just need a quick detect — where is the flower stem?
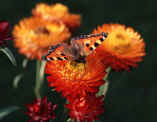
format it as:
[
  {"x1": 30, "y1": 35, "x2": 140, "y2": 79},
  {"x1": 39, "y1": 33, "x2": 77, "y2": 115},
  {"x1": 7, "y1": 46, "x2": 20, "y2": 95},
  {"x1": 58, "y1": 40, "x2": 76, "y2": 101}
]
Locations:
[
  {"x1": 34, "y1": 60, "x2": 46, "y2": 99},
  {"x1": 104, "y1": 67, "x2": 111, "y2": 80},
  {"x1": 98, "y1": 67, "x2": 111, "y2": 96}
]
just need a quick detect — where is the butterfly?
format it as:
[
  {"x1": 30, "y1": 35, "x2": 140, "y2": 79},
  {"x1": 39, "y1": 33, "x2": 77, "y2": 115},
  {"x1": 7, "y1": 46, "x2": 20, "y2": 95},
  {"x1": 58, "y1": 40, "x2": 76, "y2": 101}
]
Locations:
[{"x1": 42, "y1": 32, "x2": 108, "y2": 63}]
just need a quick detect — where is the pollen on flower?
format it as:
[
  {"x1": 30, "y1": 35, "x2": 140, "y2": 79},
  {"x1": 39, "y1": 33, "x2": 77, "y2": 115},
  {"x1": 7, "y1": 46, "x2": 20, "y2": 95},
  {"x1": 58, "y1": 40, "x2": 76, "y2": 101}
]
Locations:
[
  {"x1": 93, "y1": 24, "x2": 146, "y2": 71},
  {"x1": 32, "y1": 3, "x2": 81, "y2": 32},
  {"x1": 25, "y1": 96, "x2": 57, "y2": 122},
  {"x1": 12, "y1": 17, "x2": 71, "y2": 60},
  {"x1": 45, "y1": 56, "x2": 107, "y2": 99}
]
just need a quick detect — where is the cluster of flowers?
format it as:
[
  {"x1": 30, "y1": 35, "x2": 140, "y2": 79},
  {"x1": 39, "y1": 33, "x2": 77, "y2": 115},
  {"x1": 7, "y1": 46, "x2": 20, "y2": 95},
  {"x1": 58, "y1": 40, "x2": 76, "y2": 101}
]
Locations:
[
  {"x1": 12, "y1": 3, "x2": 145, "y2": 122},
  {"x1": 45, "y1": 23, "x2": 145, "y2": 122},
  {"x1": 13, "y1": 3, "x2": 81, "y2": 60}
]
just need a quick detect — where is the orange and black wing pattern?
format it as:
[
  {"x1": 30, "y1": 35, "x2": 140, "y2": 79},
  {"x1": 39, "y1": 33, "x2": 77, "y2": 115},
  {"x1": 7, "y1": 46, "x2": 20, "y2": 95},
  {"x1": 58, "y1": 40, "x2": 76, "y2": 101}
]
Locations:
[{"x1": 42, "y1": 44, "x2": 70, "y2": 61}]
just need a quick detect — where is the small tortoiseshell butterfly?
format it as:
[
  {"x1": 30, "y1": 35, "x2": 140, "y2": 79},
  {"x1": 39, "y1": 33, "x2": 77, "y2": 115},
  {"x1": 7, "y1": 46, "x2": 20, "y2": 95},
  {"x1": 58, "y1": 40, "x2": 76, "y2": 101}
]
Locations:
[{"x1": 42, "y1": 32, "x2": 108, "y2": 63}]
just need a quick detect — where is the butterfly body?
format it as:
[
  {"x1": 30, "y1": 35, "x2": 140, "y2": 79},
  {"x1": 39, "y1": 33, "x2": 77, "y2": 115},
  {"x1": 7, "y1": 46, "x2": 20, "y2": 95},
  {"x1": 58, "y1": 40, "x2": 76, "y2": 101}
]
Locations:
[{"x1": 43, "y1": 32, "x2": 108, "y2": 63}]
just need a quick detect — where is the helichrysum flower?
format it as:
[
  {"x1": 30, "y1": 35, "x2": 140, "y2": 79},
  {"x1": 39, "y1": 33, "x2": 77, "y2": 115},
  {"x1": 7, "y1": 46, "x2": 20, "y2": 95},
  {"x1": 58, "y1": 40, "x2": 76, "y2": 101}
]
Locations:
[
  {"x1": 93, "y1": 24, "x2": 146, "y2": 71},
  {"x1": 0, "y1": 21, "x2": 12, "y2": 46},
  {"x1": 13, "y1": 17, "x2": 71, "y2": 60},
  {"x1": 25, "y1": 96, "x2": 57, "y2": 122},
  {"x1": 45, "y1": 55, "x2": 107, "y2": 100},
  {"x1": 32, "y1": 3, "x2": 81, "y2": 32},
  {"x1": 66, "y1": 94, "x2": 104, "y2": 122}
]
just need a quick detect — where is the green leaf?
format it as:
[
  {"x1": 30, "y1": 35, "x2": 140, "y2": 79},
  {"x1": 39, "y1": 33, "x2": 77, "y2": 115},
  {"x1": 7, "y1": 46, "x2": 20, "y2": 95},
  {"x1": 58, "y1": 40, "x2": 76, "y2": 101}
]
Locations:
[
  {"x1": 0, "y1": 47, "x2": 17, "y2": 66},
  {"x1": 0, "y1": 106, "x2": 19, "y2": 120},
  {"x1": 13, "y1": 73, "x2": 23, "y2": 88}
]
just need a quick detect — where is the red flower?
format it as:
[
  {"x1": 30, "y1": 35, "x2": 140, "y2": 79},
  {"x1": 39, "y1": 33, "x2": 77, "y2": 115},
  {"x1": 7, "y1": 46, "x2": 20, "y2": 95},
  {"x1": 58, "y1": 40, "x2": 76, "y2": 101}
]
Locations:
[
  {"x1": 25, "y1": 96, "x2": 57, "y2": 122},
  {"x1": 45, "y1": 57, "x2": 107, "y2": 99},
  {"x1": 66, "y1": 94, "x2": 104, "y2": 122},
  {"x1": 0, "y1": 21, "x2": 12, "y2": 46}
]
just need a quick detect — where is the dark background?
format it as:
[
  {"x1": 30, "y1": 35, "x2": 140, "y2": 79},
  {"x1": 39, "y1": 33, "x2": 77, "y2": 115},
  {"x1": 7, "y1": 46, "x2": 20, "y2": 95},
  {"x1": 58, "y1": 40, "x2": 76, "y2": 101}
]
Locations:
[{"x1": 0, "y1": 0, "x2": 155, "y2": 122}]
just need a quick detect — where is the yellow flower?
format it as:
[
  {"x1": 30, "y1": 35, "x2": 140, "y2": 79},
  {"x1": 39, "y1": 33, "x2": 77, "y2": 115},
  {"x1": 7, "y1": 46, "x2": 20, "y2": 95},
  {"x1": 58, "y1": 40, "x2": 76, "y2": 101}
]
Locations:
[
  {"x1": 13, "y1": 17, "x2": 71, "y2": 60},
  {"x1": 32, "y1": 3, "x2": 81, "y2": 32},
  {"x1": 93, "y1": 24, "x2": 146, "y2": 71}
]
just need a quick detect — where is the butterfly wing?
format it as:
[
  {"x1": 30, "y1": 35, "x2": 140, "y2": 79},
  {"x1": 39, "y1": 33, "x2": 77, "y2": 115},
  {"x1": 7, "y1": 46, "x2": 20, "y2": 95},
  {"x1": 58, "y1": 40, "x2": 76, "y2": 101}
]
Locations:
[
  {"x1": 43, "y1": 44, "x2": 70, "y2": 61},
  {"x1": 70, "y1": 32, "x2": 108, "y2": 57},
  {"x1": 43, "y1": 32, "x2": 108, "y2": 62}
]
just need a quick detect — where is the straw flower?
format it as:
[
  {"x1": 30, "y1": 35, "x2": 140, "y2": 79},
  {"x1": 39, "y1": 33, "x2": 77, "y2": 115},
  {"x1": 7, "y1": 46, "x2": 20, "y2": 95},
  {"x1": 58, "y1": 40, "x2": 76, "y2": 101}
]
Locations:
[
  {"x1": 0, "y1": 21, "x2": 12, "y2": 46},
  {"x1": 45, "y1": 54, "x2": 107, "y2": 99},
  {"x1": 13, "y1": 17, "x2": 71, "y2": 60},
  {"x1": 32, "y1": 3, "x2": 81, "y2": 31},
  {"x1": 93, "y1": 24, "x2": 146, "y2": 71},
  {"x1": 25, "y1": 96, "x2": 57, "y2": 122},
  {"x1": 66, "y1": 94, "x2": 104, "y2": 122}
]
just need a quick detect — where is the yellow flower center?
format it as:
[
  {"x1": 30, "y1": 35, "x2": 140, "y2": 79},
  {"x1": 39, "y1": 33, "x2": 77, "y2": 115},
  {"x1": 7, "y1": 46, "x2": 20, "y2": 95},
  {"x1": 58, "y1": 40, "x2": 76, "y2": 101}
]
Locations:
[
  {"x1": 46, "y1": 24, "x2": 64, "y2": 33},
  {"x1": 34, "y1": 27, "x2": 50, "y2": 35},
  {"x1": 59, "y1": 61, "x2": 86, "y2": 81},
  {"x1": 107, "y1": 30, "x2": 131, "y2": 54}
]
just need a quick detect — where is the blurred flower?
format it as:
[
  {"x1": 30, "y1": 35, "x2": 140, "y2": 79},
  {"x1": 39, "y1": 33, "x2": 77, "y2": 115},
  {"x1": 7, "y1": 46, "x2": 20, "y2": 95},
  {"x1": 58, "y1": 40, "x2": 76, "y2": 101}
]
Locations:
[
  {"x1": 45, "y1": 55, "x2": 107, "y2": 99},
  {"x1": 12, "y1": 17, "x2": 71, "y2": 60},
  {"x1": 32, "y1": 3, "x2": 81, "y2": 32},
  {"x1": 25, "y1": 96, "x2": 57, "y2": 122},
  {"x1": 0, "y1": 21, "x2": 12, "y2": 46},
  {"x1": 66, "y1": 94, "x2": 104, "y2": 122},
  {"x1": 93, "y1": 24, "x2": 146, "y2": 71}
]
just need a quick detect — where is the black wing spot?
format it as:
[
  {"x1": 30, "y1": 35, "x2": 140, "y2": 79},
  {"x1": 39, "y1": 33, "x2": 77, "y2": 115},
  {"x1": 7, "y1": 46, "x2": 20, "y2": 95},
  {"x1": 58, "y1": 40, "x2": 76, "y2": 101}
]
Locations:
[
  {"x1": 49, "y1": 57, "x2": 54, "y2": 60},
  {"x1": 64, "y1": 57, "x2": 68, "y2": 60},
  {"x1": 86, "y1": 43, "x2": 90, "y2": 47},
  {"x1": 94, "y1": 42, "x2": 99, "y2": 47},
  {"x1": 100, "y1": 37, "x2": 104, "y2": 42},
  {"x1": 102, "y1": 32, "x2": 108, "y2": 38},
  {"x1": 57, "y1": 57, "x2": 63, "y2": 60},
  {"x1": 90, "y1": 47, "x2": 94, "y2": 51}
]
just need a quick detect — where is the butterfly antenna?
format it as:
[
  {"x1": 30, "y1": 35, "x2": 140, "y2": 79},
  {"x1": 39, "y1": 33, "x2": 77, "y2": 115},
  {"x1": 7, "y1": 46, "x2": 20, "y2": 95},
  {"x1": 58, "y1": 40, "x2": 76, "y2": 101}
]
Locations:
[{"x1": 72, "y1": 32, "x2": 108, "y2": 40}]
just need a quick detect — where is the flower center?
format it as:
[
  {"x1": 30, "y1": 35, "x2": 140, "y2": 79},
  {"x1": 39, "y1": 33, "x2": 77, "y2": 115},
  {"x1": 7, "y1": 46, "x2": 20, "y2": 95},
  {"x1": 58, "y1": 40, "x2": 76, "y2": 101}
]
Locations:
[
  {"x1": 108, "y1": 31, "x2": 131, "y2": 54},
  {"x1": 46, "y1": 24, "x2": 64, "y2": 33},
  {"x1": 60, "y1": 61, "x2": 86, "y2": 80},
  {"x1": 34, "y1": 27, "x2": 50, "y2": 35}
]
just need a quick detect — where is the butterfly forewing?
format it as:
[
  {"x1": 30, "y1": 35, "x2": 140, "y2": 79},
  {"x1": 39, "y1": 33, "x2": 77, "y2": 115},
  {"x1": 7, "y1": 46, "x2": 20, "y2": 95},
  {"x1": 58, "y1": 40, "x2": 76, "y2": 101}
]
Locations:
[
  {"x1": 45, "y1": 44, "x2": 70, "y2": 61},
  {"x1": 71, "y1": 32, "x2": 108, "y2": 57}
]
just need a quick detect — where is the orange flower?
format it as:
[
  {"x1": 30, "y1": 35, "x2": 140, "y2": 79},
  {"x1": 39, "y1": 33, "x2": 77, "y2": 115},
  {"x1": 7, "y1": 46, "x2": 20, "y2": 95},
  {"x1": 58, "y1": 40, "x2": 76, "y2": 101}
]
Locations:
[
  {"x1": 45, "y1": 55, "x2": 107, "y2": 99},
  {"x1": 93, "y1": 24, "x2": 146, "y2": 71},
  {"x1": 32, "y1": 3, "x2": 81, "y2": 31},
  {"x1": 66, "y1": 94, "x2": 104, "y2": 122},
  {"x1": 12, "y1": 17, "x2": 71, "y2": 60}
]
